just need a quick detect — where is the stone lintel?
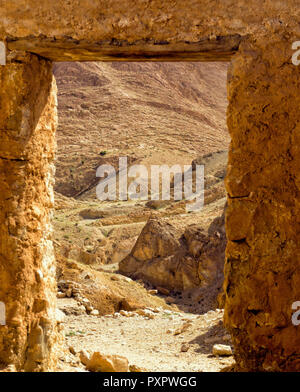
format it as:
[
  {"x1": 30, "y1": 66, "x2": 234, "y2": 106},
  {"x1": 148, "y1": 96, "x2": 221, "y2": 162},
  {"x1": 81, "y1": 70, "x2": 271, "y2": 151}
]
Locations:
[{"x1": 6, "y1": 34, "x2": 243, "y2": 62}]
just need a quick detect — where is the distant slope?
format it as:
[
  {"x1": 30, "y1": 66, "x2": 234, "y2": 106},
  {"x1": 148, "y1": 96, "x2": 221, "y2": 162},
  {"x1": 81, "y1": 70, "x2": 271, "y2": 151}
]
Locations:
[{"x1": 53, "y1": 62, "x2": 229, "y2": 198}]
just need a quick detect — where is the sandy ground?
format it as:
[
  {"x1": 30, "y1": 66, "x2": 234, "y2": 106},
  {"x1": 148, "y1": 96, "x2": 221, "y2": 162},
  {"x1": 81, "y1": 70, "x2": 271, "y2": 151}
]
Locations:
[{"x1": 57, "y1": 297, "x2": 235, "y2": 372}]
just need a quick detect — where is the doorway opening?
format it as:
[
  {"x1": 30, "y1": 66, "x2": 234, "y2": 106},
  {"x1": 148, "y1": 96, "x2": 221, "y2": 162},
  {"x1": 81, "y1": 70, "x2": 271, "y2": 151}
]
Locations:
[{"x1": 52, "y1": 61, "x2": 232, "y2": 372}]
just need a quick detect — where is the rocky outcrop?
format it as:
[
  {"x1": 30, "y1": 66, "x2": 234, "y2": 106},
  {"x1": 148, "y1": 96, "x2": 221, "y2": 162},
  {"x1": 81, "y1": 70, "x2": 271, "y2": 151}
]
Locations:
[
  {"x1": 119, "y1": 152, "x2": 228, "y2": 295},
  {"x1": 119, "y1": 213, "x2": 226, "y2": 294},
  {"x1": 57, "y1": 243, "x2": 105, "y2": 266},
  {"x1": 55, "y1": 256, "x2": 172, "y2": 316}
]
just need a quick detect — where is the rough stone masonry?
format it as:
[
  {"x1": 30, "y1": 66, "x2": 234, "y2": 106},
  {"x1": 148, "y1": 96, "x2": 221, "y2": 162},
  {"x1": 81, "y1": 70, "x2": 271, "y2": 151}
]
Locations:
[{"x1": 0, "y1": 0, "x2": 300, "y2": 371}]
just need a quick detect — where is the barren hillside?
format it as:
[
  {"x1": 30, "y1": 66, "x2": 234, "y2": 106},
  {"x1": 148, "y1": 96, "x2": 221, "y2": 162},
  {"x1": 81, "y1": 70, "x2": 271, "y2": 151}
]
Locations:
[{"x1": 53, "y1": 62, "x2": 229, "y2": 198}]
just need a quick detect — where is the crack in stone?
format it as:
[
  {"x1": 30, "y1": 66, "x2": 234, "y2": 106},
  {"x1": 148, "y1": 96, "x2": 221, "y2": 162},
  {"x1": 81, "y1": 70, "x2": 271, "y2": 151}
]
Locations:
[{"x1": 0, "y1": 156, "x2": 28, "y2": 162}]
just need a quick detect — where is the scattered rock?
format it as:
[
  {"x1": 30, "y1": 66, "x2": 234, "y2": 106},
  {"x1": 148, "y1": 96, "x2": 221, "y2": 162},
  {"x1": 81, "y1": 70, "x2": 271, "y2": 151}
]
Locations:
[
  {"x1": 174, "y1": 322, "x2": 191, "y2": 335},
  {"x1": 129, "y1": 364, "x2": 147, "y2": 372},
  {"x1": 78, "y1": 305, "x2": 87, "y2": 313},
  {"x1": 212, "y1": 344, "x2": 233, "y2": 357},
  {"x1": 79, "y1": 350, "x2": 90, "y2": 366},
  {"x1": 135, "y1": 309, "x2": 155, "y2": 319},
  {"x1": 90, "y1": 309, "x2": 99, "y2": 316},
  {"x1": 146, "y1": 307, "x2": 159, "y2": 313},
  {"x1": 110, "y1": 275, "x2": 120, "y2": 281},
  {"x1": 56, "y1": 309, "x2": 66, "y2": 323},
  {"x1": 120, "y1": 310, "x2": 133, "y2": 317},
  {"x1": 157, "y1": 287, "x2": 170, "y2": 295},
  {"x1": 148, "y1": 289, "x2": 158, "y2": 295},
  {"x1": 66, "y1": 288, "x2": 73, "y2": 298},
  {"x1": 181, "y1": 343, "x2": 190, "y2": 352},
  {"x1": 86, "y1": 352, "x2": 129, "y2": 372},
  {"x1": 69, "y1": 346, "x2": 76, "y2": 355},
  {"x1": 220, "y1": 364, "x2": 236, "y2": 372}
]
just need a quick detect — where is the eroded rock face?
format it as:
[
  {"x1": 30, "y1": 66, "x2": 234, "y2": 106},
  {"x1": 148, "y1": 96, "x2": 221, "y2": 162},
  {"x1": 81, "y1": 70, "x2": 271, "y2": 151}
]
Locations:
[
  {"x1": 224, "y1": 36, "x2": 300, "y2": 371},
  {"x1": 119, "y1": 214, "x2": 226, "y2": 294},
  {"x1": 0, "y1": 53, "x2": 59, "y2": 371}
]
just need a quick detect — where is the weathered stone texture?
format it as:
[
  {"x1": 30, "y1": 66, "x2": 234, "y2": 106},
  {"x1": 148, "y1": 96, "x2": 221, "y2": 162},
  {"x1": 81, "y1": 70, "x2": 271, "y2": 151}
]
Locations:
[
  {"x1": 224, "y1": 35, "x2": 300, "y2": 371},
  {"x1": 0, "y1": 53, "x2": 59, "y2": 371},
  {"x1": 0, "y1": 1, "x2": 300, "y2": 61},
  {"x1": 120, "y1": 213, "x2": 226, "y2": 293},
  {"x1": 1, "y1": 0, "x2": 300, "y2": 41}
]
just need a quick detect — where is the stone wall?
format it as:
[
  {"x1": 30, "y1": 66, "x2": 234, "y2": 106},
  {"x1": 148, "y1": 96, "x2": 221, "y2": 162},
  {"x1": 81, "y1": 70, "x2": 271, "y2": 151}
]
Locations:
[
  {"x1": 0, "y1": 0, "x2": 299, "y2": 372},
  {"x1": 224, "y1": 35, "x2": 300, "y2": 371},
  {"x1": 1, "y1": 0, "x2": 299, "y2": 41},
  {"x1": 0, "y1": 1, "x2": 299, "y2": 61},
  {"x1": 0, "y1": 53, "x2": 59, "y2": 371}
]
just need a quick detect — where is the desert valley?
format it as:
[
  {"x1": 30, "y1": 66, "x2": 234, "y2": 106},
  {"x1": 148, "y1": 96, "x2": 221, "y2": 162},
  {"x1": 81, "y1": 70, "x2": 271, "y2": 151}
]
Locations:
[{"x1": 51, "y1": 61, "x2": 235, "y2": 372}]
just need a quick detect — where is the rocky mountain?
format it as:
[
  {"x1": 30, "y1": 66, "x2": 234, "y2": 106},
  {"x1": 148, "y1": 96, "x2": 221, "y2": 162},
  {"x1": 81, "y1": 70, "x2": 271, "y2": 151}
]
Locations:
[
  {"x1": 53, "y1": 62, "x2": 229, "y2": 198},
  {"x1": 53, "y1": 61, "x2": 229, "y2": 296}
]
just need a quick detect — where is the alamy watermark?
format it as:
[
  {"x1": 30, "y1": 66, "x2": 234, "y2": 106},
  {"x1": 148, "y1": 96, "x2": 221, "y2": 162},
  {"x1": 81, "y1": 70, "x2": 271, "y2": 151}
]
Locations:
[
  {"x1": 292, "y1": 301, "x2": 300, "y2": 326},
  {"x1": 292, "y1": 41, "x2": 300, "y2": 66},
  {"x1": 96, "y1": 157, "x2": 204, "y2": 212},
  {"x1": 0, "y1": 302, "x2": 5, "y2": 326},
  {"x1": 0, "y1": 41, "x2": 6, "y2": 66},
  {"x1": 289, "y1": 41, "x2": 300, "y2": 328}
]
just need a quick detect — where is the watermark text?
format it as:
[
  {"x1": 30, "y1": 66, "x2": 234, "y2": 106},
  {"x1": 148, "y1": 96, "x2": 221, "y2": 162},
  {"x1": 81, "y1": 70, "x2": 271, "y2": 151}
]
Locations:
[{"x1": 96, "y1": 157, "x2": 204, "y2": 212}]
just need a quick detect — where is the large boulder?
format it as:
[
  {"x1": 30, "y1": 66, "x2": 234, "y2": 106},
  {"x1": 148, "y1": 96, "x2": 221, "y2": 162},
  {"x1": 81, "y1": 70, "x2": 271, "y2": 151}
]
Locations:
[
  {"x1": 119, "y1": 212, "x2": 226, "y2": 293},
  {"x1": 86, "y1": 352, "x2": 129, "y2": 372}
]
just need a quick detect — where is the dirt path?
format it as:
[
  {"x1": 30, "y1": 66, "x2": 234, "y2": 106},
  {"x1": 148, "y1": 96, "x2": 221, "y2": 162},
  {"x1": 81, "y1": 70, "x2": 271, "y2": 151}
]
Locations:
[{"x1": 57, "y1": 298, "x2": 235, "y2": 372}]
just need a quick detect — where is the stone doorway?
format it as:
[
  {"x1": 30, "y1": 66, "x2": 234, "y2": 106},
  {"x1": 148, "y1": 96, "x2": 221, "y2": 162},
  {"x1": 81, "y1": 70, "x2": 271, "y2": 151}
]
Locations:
[{"x1": 0, "y1": 1, "x2": 300, "y2": 370}]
